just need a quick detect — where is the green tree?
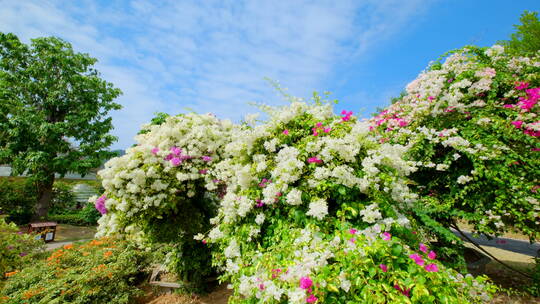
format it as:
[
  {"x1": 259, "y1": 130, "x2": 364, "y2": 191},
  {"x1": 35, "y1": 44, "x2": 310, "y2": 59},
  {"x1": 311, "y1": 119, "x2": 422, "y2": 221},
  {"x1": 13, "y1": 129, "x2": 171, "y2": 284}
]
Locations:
[
  {"x1": 0, "y1": 33, "x2": 122, "y2": 220},
  {"x1": 499, "y1": 10, "x2": 540, "y2": 56}
]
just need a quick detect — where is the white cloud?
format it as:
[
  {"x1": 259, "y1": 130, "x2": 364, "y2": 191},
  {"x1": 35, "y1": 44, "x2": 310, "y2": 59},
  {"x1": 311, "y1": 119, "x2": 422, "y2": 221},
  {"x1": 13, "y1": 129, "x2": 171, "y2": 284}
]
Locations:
[{"x1": 0, "y1": 0, "x2": 430, "y2": 149}]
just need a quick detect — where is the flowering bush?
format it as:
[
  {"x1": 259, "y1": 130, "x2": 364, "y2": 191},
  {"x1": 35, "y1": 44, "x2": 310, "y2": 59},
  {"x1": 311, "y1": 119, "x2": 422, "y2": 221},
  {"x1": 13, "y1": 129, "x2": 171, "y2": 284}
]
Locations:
[
  {"x1": 0, "y1": 217, "x2": 44, "y2": 278},
  {"x1": 91, "y1": 113, "x2": 235, "y2": 291},
  {"x1": 0, "y1": 237, "x2": 153, "y2": 303},
  {"x1": 369, "y1": 45, "x2": 540, "y2": 243},
  {"x1": 205, "y1": 101, "x2": 492, "y2": 302}
]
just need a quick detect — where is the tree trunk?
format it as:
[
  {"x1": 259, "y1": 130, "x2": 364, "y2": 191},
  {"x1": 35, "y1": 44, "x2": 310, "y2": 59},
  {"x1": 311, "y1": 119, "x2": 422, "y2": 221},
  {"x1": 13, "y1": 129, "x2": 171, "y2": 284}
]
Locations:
[{"x1": 34, "y1": 175, "x2": 55, "y2": 220}]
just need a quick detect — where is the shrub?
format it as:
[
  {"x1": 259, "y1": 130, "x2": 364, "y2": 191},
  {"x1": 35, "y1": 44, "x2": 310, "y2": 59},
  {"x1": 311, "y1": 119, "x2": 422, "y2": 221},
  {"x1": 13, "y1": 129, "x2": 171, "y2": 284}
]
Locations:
[
  {"x1": 204, "y1": 101, "x2": 492, "y2": 303},
  {"x1": 49, "y1": 182, "x2": 78, "y2": 215},
  {"x1": 92, "y1": 113, "x2": 235, "y2": 292},
  {"x1": 0, "y1": 237, "x2": 153, "y2": 304},
  {"x1": 0, "y1": 217, "x2": 44, "y2": 278},
  {"x1": 368, "y1": 45, "x2": 540, "y2": 244},
  {"x1": 0, "y1": 178, "x2": 36, "y2": 224}
]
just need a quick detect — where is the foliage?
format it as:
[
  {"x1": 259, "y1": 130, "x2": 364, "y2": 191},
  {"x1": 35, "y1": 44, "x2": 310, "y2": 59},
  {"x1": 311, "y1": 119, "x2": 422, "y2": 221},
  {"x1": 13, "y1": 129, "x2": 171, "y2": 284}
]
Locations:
[
  {"x1": 92, "y1": 113, "x2": 235, "y2": 292},
  {"x1": 369, "y1": 45, "x2": 540, "y2": 243},
  {"x1": 0, "y1": 32, "x2": 122, "y2": 219},
  {"x1": 0, "y1": 217, "x2": 44, "y2": 278},
  {"x1": 0, "y1": 178, "x2": 36, "y2": 224},
  {"x1": 48, "y1": 203, "x2": 101, "y2": 226},
  {"x1": 0, "y1": 237, "x2": 153, "y2": 304},
  {"x1": 48, "y1": 182, "x2": 77, "y2": 215},
  {"x1": 498, "y1": 11, "x2": 540, "y2": 56}
]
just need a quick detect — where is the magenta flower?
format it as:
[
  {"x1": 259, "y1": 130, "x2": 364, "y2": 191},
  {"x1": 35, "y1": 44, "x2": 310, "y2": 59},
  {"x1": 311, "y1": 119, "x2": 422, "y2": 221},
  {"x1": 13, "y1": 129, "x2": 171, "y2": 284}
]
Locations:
[
  {"x1": 323, "y1": 127, "x2": 331, "y2": 133},
  {"x1": 379, "y1": 264, "x2": 388, "y2": 272},
  {"x1": 424, "y1": 263, "x2": 439, "y2": 272},
  {"x1": 511, "y1": 121, "x2": 524, "y2": 129},
  {"x1": 409, "y1": 254, "x2": 424, "y2": 266},
  {"x1": 341, "y1": 110, "x2": 353, "y2": 122},
  {"x1": 94, "y1": 195, "x2": 107, "y2": 215},
  {"x1": 515, "y1": 82, "x2": 529, "y2": 90},
  {"x1": 349, "y1": 228, "x2": 357, "y2": 235},
  {"x1": 428, "y1": 250, "x2": 437, "y2": 260},
  {"x1": 199, "y1": 169, "x2": 208, "y2": 174},
  {"x1": 419, "y1": 243, "x2": 428, "y2": 253},
  {"x1": 151, "y1": 147, "x2": 159, "y2": 155},
  {"x1": 19, "y1": 252, "x2": 27, "y2": 257},
  {"x1": 170, "y1": 157, "x2": 182, "y2": 167},
  {"x1": 381, "y1": 232, "x2": 391, "y2": 241},
  {"x1": 170, "y1": 146, "x2": 182, "y2": 156},
  {"x1": 202, "y1": 240, "x2": 207, "y2": 244},
  {"x1": 202, "y1": 156, "x2": 212, "y2": 162},
  {"x1": 307, "y1": 157, "x2": 322, "y2": 164},
  {"x1": 394, "y1": 284, "x2": 411, "y2": 297},
  {"x1": 299, "y1": 277, "x2": 313, "y2": 289},
  {"x1": 348, "y1": 238, "x2": 356, "y2": 243},
  {"x1": 258, "y1": 283, "x2": 265, "y2": 290},
  {"x1": 503, "y1": 104, "x2": 515, "y2": 108},
  {"x1": 283, "y1": 129, "x2": 289, "y2": 135},
  {"x1": 306, "y1": 294, "x2": 318, "y2": 303}
]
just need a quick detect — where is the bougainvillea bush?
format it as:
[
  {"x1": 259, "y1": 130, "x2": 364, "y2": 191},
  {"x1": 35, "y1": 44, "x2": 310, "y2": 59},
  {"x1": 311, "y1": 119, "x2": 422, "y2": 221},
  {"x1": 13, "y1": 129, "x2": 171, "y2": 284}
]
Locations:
[
  {"x1": 0, "y1": 237, "x2": 153, "y2": 304},
  {"x1": 205, "y1": 101, "x2": 492, "y2": 303},
  {"x1": 91, "y1": 113, "x2": 235, "y2": 291},
  {"x1": 369, "y1": 45, "x2": 540, "y2": 244}
]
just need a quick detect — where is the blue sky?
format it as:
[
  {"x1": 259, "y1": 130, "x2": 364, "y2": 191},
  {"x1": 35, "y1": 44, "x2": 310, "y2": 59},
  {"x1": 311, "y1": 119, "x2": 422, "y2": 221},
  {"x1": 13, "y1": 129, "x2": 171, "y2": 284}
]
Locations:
[{"x1": 1, "y1": 0, "x2": 538, "y2": 149}]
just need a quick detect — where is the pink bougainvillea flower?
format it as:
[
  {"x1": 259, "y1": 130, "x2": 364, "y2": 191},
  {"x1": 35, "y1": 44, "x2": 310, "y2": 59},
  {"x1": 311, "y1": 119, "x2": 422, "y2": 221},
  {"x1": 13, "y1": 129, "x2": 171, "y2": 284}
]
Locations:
[
  {"x1": 341, "y1": 110, "x2": 353, "y2": 122},
  {"x1": 424, "y1": 263, "x2": 439, "y2": 272},
  {"x1": 199, "y1": 169, "x2": 208, "y2": 174},
  {"x1": 381, "y1": 232, "x2": 391, "y2": 241},
  {"x1": 283, "y1": 129, "x2": 289, "y2": 135},
  {"x1": 428, "y1": 250, "x2": 437, "y2": 260},
  {"x1": 307, "y1": 157, "x2": 323, "y2": 164},
  {"x1": 306, "y1": 294, "x2": 318, "y2": 303},
  {"x1": 419, "y1": 243, "x2": 428, "y2": 253},
  {"x1": 394, "y1": 284, "x2": 411, "y2": 297},
  {"x1": 19, "y1": 252, "x2": 27, "y2": 257},
  {"x1": 299, "y1": 277, "x2": 313, "y2": 289},
  {"x1": 316, "y1": 122, "x2": 323, "y2": 127},
  {"x1": 202, "y1": 240, "x2": 207, "y2": 245},
  {"x1": 323, "y1": 127, "x2": 331, "y2": 133},
  {"x1": 511, "y1": 121, "x2": 524, "y2": 129},
  {"x1": 201, "y1": 156, "x2": 212, "y2": 162},
  {"x1": 532, "y1": 148, "x2": 540, "y2": 152},
  {"x1": 258, "y1": 283, "x2": 265, "y2": 290},
  {"x1": 94, "y1": 195, "x2": 107, "y2": 215},
  {"x1": 515, "y1": 81, "x2": 529, "y2": 90},
  {"x1": 349, "y1": 228, "x2": 357, "y2": 235},
  {"x1": 170, "y1": 146, "x2": 182, "y2": 156},
  {"x1": 151, "y1": 147, "x2": 159, "y2": 155},
  {"x1": 503, "y1": 104, "x2": 515, "y2": 108},
  {"x1": 428, "y1": 96, "x2": 435, "y2": 101},
  {"x1": 379, "y1": 264, "x2": 388, "y2": 272},
  {"x1": 170, "y1": 157, "x2": 182, "y2": 167},
  {"x1": 409, "y1": 254, "x2": 425, "y2": 266},
  {"x1": 256, "y1": 199, "x2": 265, "y2": 208}
]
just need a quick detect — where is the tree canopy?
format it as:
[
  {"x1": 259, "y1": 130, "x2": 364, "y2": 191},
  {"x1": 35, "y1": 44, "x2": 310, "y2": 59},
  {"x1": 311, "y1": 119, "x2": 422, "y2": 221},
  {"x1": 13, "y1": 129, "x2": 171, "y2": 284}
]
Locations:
[
  {"x1": 0, "y1": 32, "x2": 122, "y2": 219},
  {"x1": 499, "y1": 10, "x2": 540, "y2": 56}
]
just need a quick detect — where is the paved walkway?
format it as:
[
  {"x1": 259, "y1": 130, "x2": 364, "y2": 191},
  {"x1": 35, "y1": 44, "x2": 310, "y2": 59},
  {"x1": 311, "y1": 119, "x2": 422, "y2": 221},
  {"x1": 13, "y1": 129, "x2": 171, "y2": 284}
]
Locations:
[
  {"x1": 45, "y1": 239, "x2": 91, "y2": 251},
  {"x1": 452, "y1": 229, "x2": 540, "y2": 257}
]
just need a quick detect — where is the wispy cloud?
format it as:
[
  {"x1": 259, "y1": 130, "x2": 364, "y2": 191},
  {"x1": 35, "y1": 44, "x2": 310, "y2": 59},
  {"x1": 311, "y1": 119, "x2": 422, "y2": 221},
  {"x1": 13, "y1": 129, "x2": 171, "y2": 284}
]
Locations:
[{"x1": 0, "y1": 0, "x2": 430, "y2": 148}]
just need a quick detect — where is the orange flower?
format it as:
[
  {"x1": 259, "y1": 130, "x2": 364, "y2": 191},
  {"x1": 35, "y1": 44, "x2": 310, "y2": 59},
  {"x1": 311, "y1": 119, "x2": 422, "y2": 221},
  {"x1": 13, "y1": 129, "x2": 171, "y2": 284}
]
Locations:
[
  {"x1": 63, "y1": 244, "x2": 73, "y2": 250},
  {"x1": 89, "y1": 239, "x2": 104, "y2": 246},
  {"x1": 103, "y1": 251, "x2": 113, "y2": 258},
  {"x1": 4, "y1": 270, "x2": 18, "y2": 278},
  {"x1": 82, "y1": 251, "x2": 90, "y2": 256}
]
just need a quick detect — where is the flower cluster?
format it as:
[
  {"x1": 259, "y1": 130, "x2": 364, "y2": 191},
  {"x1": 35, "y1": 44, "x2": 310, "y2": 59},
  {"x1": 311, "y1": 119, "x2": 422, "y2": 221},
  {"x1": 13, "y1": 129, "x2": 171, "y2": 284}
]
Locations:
[{"x1": 369, "y1": 45, "x2": 540, "y2": 241}]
